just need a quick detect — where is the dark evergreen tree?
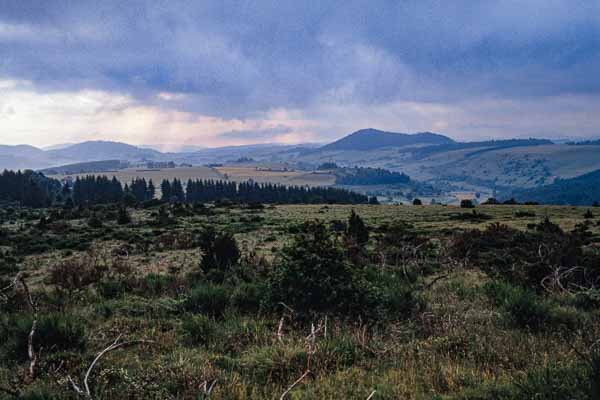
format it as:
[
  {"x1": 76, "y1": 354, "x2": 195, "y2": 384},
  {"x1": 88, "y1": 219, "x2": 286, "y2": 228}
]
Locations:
[
  {"x1": 346, "y1": 210, "x2": 369, "y2": 245},
  {"x1": 117, "y1": 207, "x2": 132, "y2": 225},
  {"x1": 199, "y1": 228, "x2": 240, "y2": 281},
  {"x1": 161, "y1": 180, "x2": 172, "y2": 201},
  {"x1": 171, "y1": 179, "x2": 185, "y2": 203},
  {"x1": 147, "y1": 179, "x2": 156, "y2": 200}
]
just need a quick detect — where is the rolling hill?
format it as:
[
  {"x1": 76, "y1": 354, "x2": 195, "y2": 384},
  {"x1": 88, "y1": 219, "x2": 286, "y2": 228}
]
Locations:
[
  {"x1": 505, "y1": 169, "x2": 600, "y2": 205},
  {"x1": 3, "y1": 130, "x2": 600, "y2": 206},
  {"x1": 319, "y1": 129, "x2": 454, "y2": 151},
  {"x1": 46, "y1": 141, "x2": 161, "y2": 161}
]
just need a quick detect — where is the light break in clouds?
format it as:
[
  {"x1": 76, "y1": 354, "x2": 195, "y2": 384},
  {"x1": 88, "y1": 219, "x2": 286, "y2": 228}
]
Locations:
[{"x1": 2, "y1": 1, "x2": 600, "y2": 146}]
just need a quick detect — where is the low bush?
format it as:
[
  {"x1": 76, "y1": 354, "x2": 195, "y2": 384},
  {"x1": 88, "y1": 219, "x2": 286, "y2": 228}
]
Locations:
[
  {"x1": 230, "y1": 282, "x2": 265, "y2": 314},
  {"x1": 484, "y1": 281, "x2": 582, "y2": 332},
  {"x1": 452, "y1": 362, "x2": 591, "y2": 399},
  {"x1": 1, "y1": 313, "x2": 86, "y2": 361},
  {"x1": 265, "y1": 221, "x2": 358, "y2": 316},
  {"x1": 185, "y1": 283, "x2": 230, "y2": 317},
  {"x1": 181, "y1": 314, "x2": 216, "y2": 346}
]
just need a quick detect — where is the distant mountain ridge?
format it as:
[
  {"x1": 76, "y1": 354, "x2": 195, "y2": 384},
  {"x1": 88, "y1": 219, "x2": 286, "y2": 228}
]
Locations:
[
  {"x1": 320, "y1": 129, "x2": 455, "y2": 151},
  {"x1": 505, "y1": 169, "x2": 600, "y2": 205},
  {"x1": 46, "y1": 141, "x2": 161, "y2": 161}
]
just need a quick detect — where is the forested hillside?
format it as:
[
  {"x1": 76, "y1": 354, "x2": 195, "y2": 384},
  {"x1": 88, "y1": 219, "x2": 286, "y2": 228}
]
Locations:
[{"x1": 507, "y1": 169, "x2": 600, "y2": 205}]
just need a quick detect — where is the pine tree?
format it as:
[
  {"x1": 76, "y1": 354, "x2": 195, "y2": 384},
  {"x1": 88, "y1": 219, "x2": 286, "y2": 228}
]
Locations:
[
  {"x1": 117, "y1": 206, "x2": 132, "y2": 225},
  {"x1": 147, "y1": 180, "x2": 156, "y2": 200},
  {"x1": 346, "y1": 210, "x2": 369, "y2": 245},
  {"x1": 161, "y1": 180, "x2": 172, "y2": 201}
]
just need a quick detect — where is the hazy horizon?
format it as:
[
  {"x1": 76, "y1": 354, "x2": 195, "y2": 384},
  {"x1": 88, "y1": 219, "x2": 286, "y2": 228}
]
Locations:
[{"x1": 2, "y1": 1, "x2": 600, "y2": 147}]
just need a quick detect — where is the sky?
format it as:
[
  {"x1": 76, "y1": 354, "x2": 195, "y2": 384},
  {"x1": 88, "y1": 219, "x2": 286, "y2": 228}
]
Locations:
[{"x1": 1, "y1": 0, "x2": 600, "y2": 148}]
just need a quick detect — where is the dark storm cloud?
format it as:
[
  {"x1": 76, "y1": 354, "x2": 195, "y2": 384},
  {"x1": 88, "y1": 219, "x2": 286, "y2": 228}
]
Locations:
[{"x1": 1, "y1": 0, "x2": 600, "y2": 120}]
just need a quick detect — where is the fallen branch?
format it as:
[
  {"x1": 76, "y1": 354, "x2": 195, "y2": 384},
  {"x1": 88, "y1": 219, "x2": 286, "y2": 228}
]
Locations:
[
  {"x1": 366, "y1": 390, "x2": 377, "y2": 400},
  {"x1": 425, "y1": 273, "x2": 451, "y2": 289},
  {"x1": 15, "y1": 274, "x2": 39, "y2": 382},
  {"x1": 200, "y1": 379, "x2": 217, "y2": 398},
  {"x1": 277, "y1": 317, "x2": 285, "y2": 343},
  {"x1": 68, "y1": 335, "x2": 154, "y2": 398},
  {"x1": 279, "y1": 370, "x2": 310, "y2": 400}
]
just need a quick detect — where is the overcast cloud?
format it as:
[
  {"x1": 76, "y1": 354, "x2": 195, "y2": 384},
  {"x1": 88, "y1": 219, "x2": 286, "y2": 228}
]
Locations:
[{"x1": 1, "y1": 0, "x2": 600, "y2": 146}]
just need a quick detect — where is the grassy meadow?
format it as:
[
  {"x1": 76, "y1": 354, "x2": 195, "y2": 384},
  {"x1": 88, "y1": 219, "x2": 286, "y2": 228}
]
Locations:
[
  {"x1": 54, "y1": 166, "x2": 337, "y2": 189},
  {"x1": 1, "y1": 202, "x2": 599, "y2": 399}
]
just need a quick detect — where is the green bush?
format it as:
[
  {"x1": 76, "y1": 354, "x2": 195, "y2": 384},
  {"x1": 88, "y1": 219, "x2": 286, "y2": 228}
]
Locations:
[
  {"x1": 359, "y1": 270, "x2": 424, "y2": 319},
  {"x1": 181, "y1": 314, "x2": 216, "y2": 346},
  {"x1": 136, "y1": 273, "x2": 178, "y2": 297},
  {"x1": 484, "y1": 281, "x2": 581, "y2": 332},
  {"x1": 185, "y1": 283, "x2": 229, "y2": 317},
  {"x1": 451, "y1": 362, "x2": 591, "y2": 400},
  {"x1": 230, "y1": 282, "x2": 265, "y2": 314},
  {"x1": 266, "y1": 221, "x2": 359, "y2": 315},
  {"x1": 96, "y1": 279, "x2": 129, "y2": 299},
  {"x1": 1, "y1": 313, "x2": 86, "y2": 361},
  {"x1": 199, "y1": 228, "x2": 240, "y2": 282}
]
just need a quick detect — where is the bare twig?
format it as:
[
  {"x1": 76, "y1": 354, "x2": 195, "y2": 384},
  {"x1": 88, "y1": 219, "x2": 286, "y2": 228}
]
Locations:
[
  {"x1": 68, "y1": 335, "x2": 154, "y2": 398},
  {"x1": 366, "y1": 390, "x2": 377, "y2": 400},
  {"x1": 277, "y1": 317, "x2": 285, "y2": 343},
  {"x1": 15, "y1": 274, "x2": 39, "y2": 381},
  {"x1": 278, "y1": 302, "x2": 295, "y2": 315},
  {"x1": 425, "y1": 273, "x2": 450, "y2": 289},
  {"x1": 200, "y1": 379, "x2": 217, "y2": 398},
  {"x1": 279, "y1": 370, "x2": 310, "y2": 400}
]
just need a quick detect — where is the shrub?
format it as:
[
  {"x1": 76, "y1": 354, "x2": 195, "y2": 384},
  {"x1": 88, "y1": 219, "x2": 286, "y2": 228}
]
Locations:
[
  {"x1": 449, "y1": 210, "x2": 492, "y2": 222},
  {"x1": 454, "y1": 362, "x2": 591, "y2": 400},
  {"x1": 413, "y1": 198, "x2": 422, "y2": 206},
  {"x1": 450, "y1": 221, "x2": 600, "y2": 291},
  {"x1": 198, "y1": 228, "x2": 240, "y2": 282},
  {"x1": 584, "y1": 209, "x2": 594, "y2": 219},
  {"x1": 230, "y1": 282, "x2": 264, "y2": 314},
  {"x1": 460, "y1": 199, "x2": 475, "y2": 208},
  {"x1": 514, "y1": 210, "x2": 536, "y2": 218},
  {"x1": 96, "y1": 279, "x2": 128, "y2": 299},
  {"x1": 117, "y1": 207, "x2": 132, "y2": 225},
  {"x1": 484, "y1": 281, "x2": 581, "y2": 332},
  {"x1": 359, "y1": 269, "x2": 424, "y2": 319},
  {"x1": 185, "y1": 283, "x2": 230, "y2": 317},
  {"x1": 346, "y1": 210, "x2": 369, "y2": 245},
  {"x1": 87, "y1": 212, "x2": 103, "y2": 228},
  {"x1": 266, "y1": 221, "x2": 358, "y2": 315},
  {"x1": 1, "y1": 313, "x2": 86, "y2": 360},
  {"x1": 49, "y1": 256, "x2": 107, "y2": 297},
  {"x1": 181, "y1": 315, "x2": 216, "y2": 346},
  {"x1": 136, "y1": 273, "x2": 179, "y2": 297}
]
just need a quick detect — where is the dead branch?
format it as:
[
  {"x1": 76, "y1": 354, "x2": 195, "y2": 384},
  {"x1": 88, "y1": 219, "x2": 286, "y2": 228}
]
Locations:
[
  {"x1": 425, "y1": 273, "x2": 451, "y2": 289},
  {"x1": 277, "y1": 317, "x2": 285, "y2": 343},
  {"x1": 366, "y1": 390, "x2": 377, "y2": 400},
  {"x1": 278, "y1": 302, "x2": 295, "y2": 315},
  {"x1": 68, "y1": 335, "x2": 154, "y2": 398},
  {"x1": 279, "y1": 370, "x2": 310, "y2": 400},
  {"x1": 14, "y1": 274, "x2": 39, "y2": 381},
  {"x1": 200, "y1": 379, "x2": 217, "y2": 398}
]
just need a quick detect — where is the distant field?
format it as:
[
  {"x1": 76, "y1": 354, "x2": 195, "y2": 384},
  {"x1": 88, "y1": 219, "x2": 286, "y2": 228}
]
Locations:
[
  {"x1": 215, "y1": 166, "x2": 336, "y2": 186},
  {"x1": 55, "y1": 166, "x2": 336, "y2": 187}
]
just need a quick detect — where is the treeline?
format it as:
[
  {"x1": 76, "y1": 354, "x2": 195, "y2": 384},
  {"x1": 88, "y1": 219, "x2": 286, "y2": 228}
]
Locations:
[
  {"x1": 168, "y1": 179, "x2": 372, "y2": 204},
  {"x1": 0, "y1": 169, "x2": 373, "y2": 207},
  {"x1": 566, "y1": 139, "x2": 600, "y2": 146},
  {"x1": 335, "y1": 167, "x2": 410, "y2": 185},
  {"x1": 0, "y1": 170, "x2": 60, "y2": 207},
  {"x1": 72, "y1": 176, "x2": 157, "y2": 205}
]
